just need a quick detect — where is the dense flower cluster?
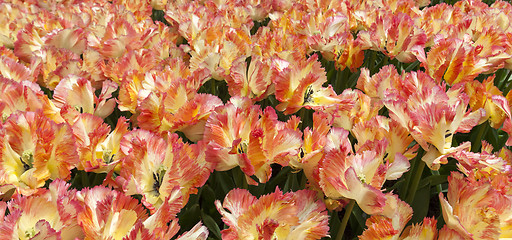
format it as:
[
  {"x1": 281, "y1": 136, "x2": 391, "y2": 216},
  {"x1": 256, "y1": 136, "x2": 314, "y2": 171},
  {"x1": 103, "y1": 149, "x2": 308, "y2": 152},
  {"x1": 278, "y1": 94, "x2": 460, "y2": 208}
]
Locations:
[{"x1": 1, "y1": 0, "x2": 512, "y2": 239}]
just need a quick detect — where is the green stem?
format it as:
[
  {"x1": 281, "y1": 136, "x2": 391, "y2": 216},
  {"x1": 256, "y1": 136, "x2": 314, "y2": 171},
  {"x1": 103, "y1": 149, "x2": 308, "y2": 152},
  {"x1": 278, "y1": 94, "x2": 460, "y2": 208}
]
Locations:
[
  {"x1": 283, "y1": 171, "x2": 298, "y2": 192},
  {"x1": 472, "y1": 123, "x2": 489, "y2": 152},
  {"x1": 243, "y1": 176, "x2": 248, "y2": 189},
  {"x1": 299, "y1": 108, "x2": 307, "y2": 131},
  {"x1": 233, "y1": 167, "x2": 248, "y2": 189},
  {"x1": 382, "y1": 55, "x2": 389, "y2": 68},
  {"x1": 334, "y1": 69, "x2": 343, "y2": 94},
  {"x1": 495, "y1": 69, "x2": 508, "y2": 89},
  {"x1": 81, "y1": 171, "x2": 90, "y2": 188},
  {"x1": 299, "y1": 172, "x2": 307, "y2": 189},
  {"x1": 211, "y1": 78, "x2": 216, "y2": 96},
  {"x1": 400, "y1": 148, "x2": 418, "y2": 199},
  {"x1": 368, "y1": 50, "x2": 377, "y2": 73},
  {"x1": 404, "y1": 61, "x2": 421, "y2": 72},
  {"x1": 335, "y1": 200, "x2": 356, "y2": 240},
  {"x1": 431, "y1": 170, "x2": 443, "y2": 194},
  {"x1": 501, "y1": 70, "x2": 512, "y2": 89},
  {"x1": 406, "y1": 158, "x2": 426, "y2": 204},
  {"x1": 69, "y1": 171, "x2": 78, "y2": 188},
  {"x1": 341, "y1": 68, "x2": 351, "y2": 91},
  {"x1": 91, "y1": 173, "x2": 101, "y2": 186},
  {"x1": 401, "y1": 147, "x2": 424, "y2": 202},
  {"x1": 503, "y1": 74, "x2": 512, "y2": 96},
  {"x1": 327, "y1": 61, "x2": 335, "y2": 86}
]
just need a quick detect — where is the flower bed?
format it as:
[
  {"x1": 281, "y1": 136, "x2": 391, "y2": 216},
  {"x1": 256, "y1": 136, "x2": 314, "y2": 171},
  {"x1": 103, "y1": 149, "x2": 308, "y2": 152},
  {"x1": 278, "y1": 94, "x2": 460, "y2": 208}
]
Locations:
[{"x1": 1, "y1": 0, "x2": 512, "y2": 239}]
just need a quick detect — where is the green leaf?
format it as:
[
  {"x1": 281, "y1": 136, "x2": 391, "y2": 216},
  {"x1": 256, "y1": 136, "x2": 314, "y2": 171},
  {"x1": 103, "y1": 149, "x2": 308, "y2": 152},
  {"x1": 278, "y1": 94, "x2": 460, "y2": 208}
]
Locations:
[
  {"x1": 215, "y1": 171, "x2": 235, "y2": 197},
  {"x1": 232, "y1": 167, "x2": 248, "y2": 189},
  {"x1": 81, "y1": 171, "x2": 90, "y2": 188},
  {"x1": 419, "y1": 174, "x2": 448, "y2": 189},
  {"x1": 202, "y1": 212, "x2": 222, "y2": 240},
  {"x1": 489, "y1": 128, "x2": 506, "y2": 149},
  {"x1": 265, "y1": 166, "x2": 291, "y2": 192},
  {"x1": 291, "y1": 173, "x2": 300, "y2": 192},
  {"x1": 178, "y1": 204, "x2": 201, "y2": 231},
  {"x1": 200, "y1": 185, "x2": 217, "y2": 208},
  {"x1": 385, "y1": 178, "x2": 403, "y2": 192},
  {"x1": 404, "y1": 61, "x2": 420, "y2": 72},
  {"x1": 248, "y1": 181, "x2": 266, "y2": 197},
  {"x1": 470, "y1": 123, "x2": 489, "y2": 152},
  {"x1": 91, "y1": 172, "x2": 107, "y2": 186},
  {"x1": 350, "y1": 204, "x2": 367, "y2": 235},
  {"x1": 283, "y1": 171, "x2": 300, "y2": 192},
  {"x1": 326, "y1": 210, "x2": 341, "y2": 240},
  {"x1": 409, "y1": 184, "x2": 430, "y2": 224}
]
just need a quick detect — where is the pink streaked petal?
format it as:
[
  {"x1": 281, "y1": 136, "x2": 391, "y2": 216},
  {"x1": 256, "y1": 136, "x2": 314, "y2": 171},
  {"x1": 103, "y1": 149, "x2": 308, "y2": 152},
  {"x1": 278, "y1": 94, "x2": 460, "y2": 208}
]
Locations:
[
  {"x1": 288, "y1": 190, "x2": 330, "y2": 239},
  {"x1": 438, "y1": 226, "x2": 466, "y2": 240},
  {"x1": 170, "y1": 93, "x2": 223, "y2": 141},
  {"x1": 236, "y1": 189, "x2": 299, "y2": 237},
  {"x1": 137, "y1": 92, "x2": 165, "y2": 132},
  {"x1": 351, "y1": 150, "x2": 384, "y2": 187},
  {"x1": 13, "y1": 23, "x2": 45, "y2": 63},
  {"x1": 247, "y1": 128, "x2": 270, "y2": 183},
  {"x1": 456, "y1": 108, "x2": 486, "y2": 133},
  {"x1": 94, "y1": 80, "x2": 118, "y2": 119},
  {"x1": 143, "y1": 188, "x2": 182, "y2": 239},
  {"x1": 441, "y1": 172, "x2": 501, "y2": 239},
  {"x1": 205, "y1": 143, "x2": 239, "y2": 171},
  {"x1": 225, "y1": 56, "x2": 251, "y2": 98},
  {"x1": 77, "y1": 186, "x2": 148, "y2": 239},
  {"x1": 204, "y1": 97, "x2": 261, "y2": 176},
  {"x1": 385, "y1": 153, "x2": 410, "y2": 180},
  {"x1": 422, "y1": 142, "x2": 471, "y2": 170},
  {"x1": 439, "y1": 192, "x2": 473, "y2": 238},
  {"x1": 53, "y1": 75, "x2": 95, "y2": 114},
  {"x1": 247, "y1": 57, "x2": 273, "y2": 99},
  {"x1": 124, "y1": 221, "x2": 153, "y2": 240},
  {"x1": 81, "y1": 49, "x2": 107, "y2": 87},
  {"x1": 239, "y1": 153, "x2": 256, "y2": 178},
  {"x1": 0, "y1": 56, "x2": 34, "y2": 83},
  {"x1": 175, "y1": 222, "x2": 209, "y2": 240},
  {"x1": 0, "y1": 207, "x2": 20, "y2": 238},
  {"x1": 72, "y1": 113, "x2": 110, "y2": 149},
  {"x1": 360, "y1": 193, "x2": 412, "y2": 239},
  {"x1": 35, "y1": 121, "x2": 79, "y2": 180},
  {"x1": 31, "y1": 220, "x2": 61, "y2": 240},
  {"x1": 504, "y1": 119, "x2": 512, "y2": 146},
  {"x1": 94, "y1": 98, "x2": 116, "y2": 119},
  {"x1": 359, "y1": 218, "x2": 398, "y2": 239},
  {"x1": 401, "y1": 217, "x2": 438, "y2": 240},
  {"x1": 495, "y1": 95, "x2": 512, "y2": 146},
  {"x1": 380, "y1": 193, "x2": 413, "y2": 230},
  {"x1": 319, "y1": 149, "x2": 350, "y2": 199},
  {"x1": 344, "y1": 167, "x2": 386, "y2": 215},
  {"x1": 493, "y1": 95, "x2": 512, "y2": 119},
  {"x1": 35, "y1": 45, "x2": 82, "y2": 90},
  {"x1": 0, "y1": 77, "x2": 44, "y2": 118},
  {"x1": 215, "y1": 188, "x2": 257, "y2": 228},
  {"x1": 71, "y1": 113, "x2": 111, "y2": 171},
  {"x1": 325, "y1": 127, "x2": 352, "y2": 154},
  {"x1": 452, "y1": 150, "x2": 510, "y2": 177},
  {"x1": 45, "y1": 28, "x2": 87, "y2": 55}
]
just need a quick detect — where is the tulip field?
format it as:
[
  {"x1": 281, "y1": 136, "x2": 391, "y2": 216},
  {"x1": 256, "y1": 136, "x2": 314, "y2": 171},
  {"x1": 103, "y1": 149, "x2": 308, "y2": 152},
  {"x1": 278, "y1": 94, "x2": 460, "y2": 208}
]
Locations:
[{"x1": 1, "y1": 0, "x2": 512, "y2": 239}]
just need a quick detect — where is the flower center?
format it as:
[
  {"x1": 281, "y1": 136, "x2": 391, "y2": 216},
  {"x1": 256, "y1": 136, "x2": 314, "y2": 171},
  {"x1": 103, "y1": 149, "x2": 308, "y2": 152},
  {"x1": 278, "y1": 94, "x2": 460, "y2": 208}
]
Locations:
[
  {"x1": 152, "y1": 166, "x2": 167, "y2": 195},
  {"x1": 20, "y1": 151, "x2": 34, "y2": 171},
  {"x1": 236, "y1": 141, "x2": 248, "y2": 154},
  {"x1": 102, "y1": 150, "x2": 115, "y2": 164},
  {"x1": 303, "y1": 85, "x2": 314, "y2": 104},
  {"x1": 25, "y1": 227, "x2": 37, "y2": 238}
]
